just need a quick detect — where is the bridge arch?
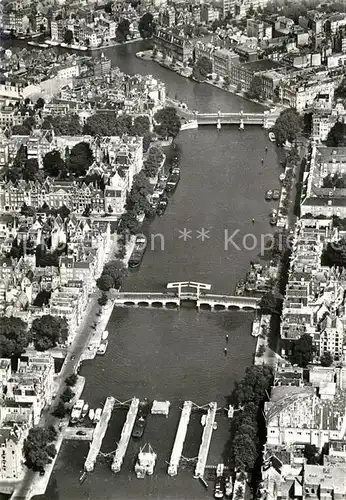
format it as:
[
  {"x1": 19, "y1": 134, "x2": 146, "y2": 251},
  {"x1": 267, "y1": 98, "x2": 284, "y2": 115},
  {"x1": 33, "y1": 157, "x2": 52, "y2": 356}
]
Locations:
[
  {"x1": 124, "y1": 301, "x2": 135, "y2": 306},
  {"x1": 214, "y1": 304, "x2": 226, "y2": 311},
  {"x1": 152, "y1": 301, "x2": 163, "y2": 308},
  {"x1": 138, "y1": 301, "x2": 149, "y2": 307}
]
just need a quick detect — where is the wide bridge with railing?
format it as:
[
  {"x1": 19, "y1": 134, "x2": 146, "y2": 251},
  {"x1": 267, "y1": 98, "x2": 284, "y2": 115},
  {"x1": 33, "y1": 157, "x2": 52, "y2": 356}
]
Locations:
[
  {"x1": 113, "y1": 282, "x2": 260, "y2": 311},
  {"x1": 195, "y1": 110, "x2": 278, "y2": 129}
]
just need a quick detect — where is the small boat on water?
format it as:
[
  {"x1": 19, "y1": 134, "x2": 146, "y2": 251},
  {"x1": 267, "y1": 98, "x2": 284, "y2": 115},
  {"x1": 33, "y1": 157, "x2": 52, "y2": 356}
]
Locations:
[
  {"x1": 272, "y1": 189, "x2": 280, "y2": 200},
  {"x1": 102, "y1": 330, "x2": 109, "y2": 341},
  {"x1": 94, "y1": 408, "x2": 102, "y2": 423},
  {"x1": 165, "y1": 167, "x2": 180, "y2": 193},
  {"x1": 214, "y1": 464, "x2": 225, "y2": 499},
  {"x1": 128, "y1": 235, "x2": 147, "y2": 268},
  {"x1": 70, "y1": 400, "x2": 84, "y2": 424},
  {"x1": 132, "y1": 416, "x2": 146, "y2": 438},
  {"x1": 265, "y1": 190, "x2": 273, "y2": 201},
  {"x1": 225, "y1": 476, "x2": 233, "y2": 497},
  {"x1": 268, "y1": 131, "x2": 276, "y2": 142},
  {"x1": 97, "y1": 339, "x2": 108, "y2": 355},
  {"x1": 270, "y1": 209, "x2": 278, "y2": 226},
  {"x1": 79, "y1": 471, "x2": 87, "y2": 484},
  {"x1": 252, "y1": 319, "x2": 261, "y2": 337},
  {"x1": 135, "y1": 444, "x2": 156, "y2": 478},
  {"x1": 88, "y1": 409, "x2": 95, "y2": 421},
  {"x1": 82, "y1": 403, "x2": 89, "y2": 418},
  {"x1": 156, "y1": 196, "x2": 168, "y2": 216}
]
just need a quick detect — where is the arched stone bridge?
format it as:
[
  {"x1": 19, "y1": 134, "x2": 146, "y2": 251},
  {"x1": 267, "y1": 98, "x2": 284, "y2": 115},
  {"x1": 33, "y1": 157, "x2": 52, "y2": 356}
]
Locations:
[{"x1": 112, "y1": 292, "x2": 260, "y2": 311}]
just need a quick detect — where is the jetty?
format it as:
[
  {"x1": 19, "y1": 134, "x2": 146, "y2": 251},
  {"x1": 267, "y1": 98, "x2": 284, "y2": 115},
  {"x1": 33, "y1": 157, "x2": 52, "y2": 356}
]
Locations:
[
  {"x1": 111, "y1": 397, "x2": 140, "y2": 473},
  {"x1": 194, "y1": 402, "x2": 217, "y2": 479},
  {"x1": 84, "y1": 396, "x2": 115, "y2": 472},
  {"x1": 167, "y1": 401, "x2": 193, "y2": 476}
]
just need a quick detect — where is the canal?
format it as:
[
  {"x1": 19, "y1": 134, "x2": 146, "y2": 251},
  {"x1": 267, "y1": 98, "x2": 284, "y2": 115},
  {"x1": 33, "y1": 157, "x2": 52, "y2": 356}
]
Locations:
[{"x1": 16, "y1": 41, "x2": 281, "y2": 500}]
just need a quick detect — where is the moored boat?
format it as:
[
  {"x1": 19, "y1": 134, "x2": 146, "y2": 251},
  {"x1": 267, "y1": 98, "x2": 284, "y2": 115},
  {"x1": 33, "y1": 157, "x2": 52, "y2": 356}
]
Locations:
[
  {"x1": 82, "y1": 403, "x2": 89, "y2": 418},
  {"x1": 265, "y1": 190, "x2": 273, "y2": 201},
  {"x1": 214, "y1": 464, "x2": 225, "y2": 498},
  {"x1": 128, "y1": 235, "x2": 147, "y2": 268},
  {"x1": 88, "y1": 409, "x2": 95, "y2": 421},
  {"x1": 94, "y1": 408, "x2": 102, "y2": 423},
  {"x1": 269, "y1": 209, "x2": 278, "y2": 226},
  {"x1": 97, "y1": 339, "x2": 108, "y2": 355},
  {"x1": 132, "y1": 416, "x2": 146, "y2": 438},
  {"x1": 135, "y1": 444, "x2": 156, "y2": 478},
  {"x1": 165, "y1": 167, "x2": 180, "y2": 193},
  {"x1": 70, "y1": 399, "x2": 84, "y2": 424},
  {"x1": 279, "y1": 173, "x2": 285, "y2": 182},
  {"x1": 272, "y1": 189, "x2": 280, "y2": 200},
  {"x1": 251, "y1": 319, "x2": 261, "y2": 337},
  {"x1": 102, "y1": 330, "x2": 109, "y2": 341},
  {"x1": 268, "y1": 131, "x2": 275, "y2": 142},
  {"x1": 156, "y1": 196, "x2": 168, "y2": 216},
  {"x1": 225, "y1": 476, "x2": 233, "y2": 497}
]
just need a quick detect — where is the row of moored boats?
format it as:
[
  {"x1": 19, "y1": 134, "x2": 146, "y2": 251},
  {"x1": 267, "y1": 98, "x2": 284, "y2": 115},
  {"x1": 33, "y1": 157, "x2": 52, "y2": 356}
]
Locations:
[{"x1": 70, "y1": 399, "x2": 103, "y2": 425}]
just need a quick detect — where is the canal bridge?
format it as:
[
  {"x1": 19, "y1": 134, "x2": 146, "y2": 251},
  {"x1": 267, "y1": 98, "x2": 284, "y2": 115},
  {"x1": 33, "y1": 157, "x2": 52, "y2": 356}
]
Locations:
[
  {"x1": 194, "y1": 110, "x2": 278, "y2": 129},
  {"x1": 113, "y1": 282, "x2": 260, "y2": 311}
]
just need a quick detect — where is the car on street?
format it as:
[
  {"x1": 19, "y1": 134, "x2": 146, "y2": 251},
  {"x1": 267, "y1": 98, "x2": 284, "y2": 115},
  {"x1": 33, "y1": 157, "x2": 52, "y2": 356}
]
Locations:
[
  {"x1": 76, "y1": 431, "x2": 86, "y2": 436},
  {"x1": 70, "y1": 355, "x2": 76, "y2": 360}
]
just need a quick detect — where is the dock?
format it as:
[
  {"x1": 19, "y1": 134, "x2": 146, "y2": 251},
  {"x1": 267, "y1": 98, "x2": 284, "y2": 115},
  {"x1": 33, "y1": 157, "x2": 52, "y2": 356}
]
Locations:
[
  {"x1": 167, "y1": 401, "x2": 193, "y2": 476},
  {"x1": 84, "y1": 397, "x2": 115, "y2": 472},
  {"x1": 111, "y1": 397, "x2": 140, "y2": 473},
  {"x1": 194, "y1": 402, "x2": 217, "y2": 479}
]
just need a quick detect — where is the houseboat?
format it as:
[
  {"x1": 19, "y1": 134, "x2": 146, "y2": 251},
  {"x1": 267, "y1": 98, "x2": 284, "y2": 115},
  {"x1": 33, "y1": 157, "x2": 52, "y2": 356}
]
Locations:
[
  {"x1": 165, "y1": 167, "x2": 180, "y2": 193},
  {"x1": 225, "y1": 476, "x2": 233, "y2": 497},
  {"x1": 269, "y1": 209, "x2": 278, "y2": 226},
  {"x1": 156, "y1": 196, "x2": 168, "y2": 216},
  {"x1": 102, "y1": 330, "x2": 109, "y2": 341},
  {"x1": 94, "y1": 408, "x2": 102, "y2": 423},
  {"x1": 128, "y1": 235, "x2": 147, "y2": 268},
  {"x1": 272, "y1": 189, "x2": 280, "y2": 200},
  {"x1": 88, "y1": 409, "x2": 95, "y2": 421},
  {"x1": 251, "y1": 318, "x2": 261, "y2": 337},
  {"x1": 135, "y1": 444, "x2": 156, "y2": 478},
  {"x1": 214, "y1": 464, "x2": 225, "y2": 499},
  {"x1": 81, "y1": 403, "x2": 89, "y2": 418},
  {"x1": 97, "y1": 340, "x2": 108, "y2": 355}
]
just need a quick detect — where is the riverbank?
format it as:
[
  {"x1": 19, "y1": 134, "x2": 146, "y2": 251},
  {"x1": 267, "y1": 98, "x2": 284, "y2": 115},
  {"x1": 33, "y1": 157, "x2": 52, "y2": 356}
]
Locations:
[{"x1": 136, "y1": 49, "x2": 271, "y2": 110}]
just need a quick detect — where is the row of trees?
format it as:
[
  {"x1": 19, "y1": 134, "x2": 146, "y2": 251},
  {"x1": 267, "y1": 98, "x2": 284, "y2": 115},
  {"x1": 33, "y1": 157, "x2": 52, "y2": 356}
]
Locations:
[
  {"x1": 143, "y1": 146, "x2": 165, "y2": 178},
  {"x1": 326, "y1": 121, "x2": 346, "y2": 147},
  {"x1": 272, "y1": 108, "x2": 303, "y2": 146},
  {"x1": 0, "y1": 315, "x2": 68, "y2": 358},
  {"x1": 52, "y1": 374, "x2": 78, "y2": 418},
  {"x1": 83, "y1": 113, "x2": 151, "y2": 138},
  {"x1": 23, "y1": 426, "x2": 57, "y2": 472},
  {"x1": 192, "y1": 56, "x2": 212, "y2": 82},
  {"x1": 229, "y1": 366, "x2": 273, "y2": 471},
  {"x1": 96, "y1": 259, "x2": 128, "y2": 291}
]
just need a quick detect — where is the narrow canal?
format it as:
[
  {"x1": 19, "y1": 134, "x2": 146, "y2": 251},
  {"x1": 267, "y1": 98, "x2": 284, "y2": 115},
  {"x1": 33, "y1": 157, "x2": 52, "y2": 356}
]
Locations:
[{"x1": 11, "y1": 40, "x2": 283, "y2": 500}]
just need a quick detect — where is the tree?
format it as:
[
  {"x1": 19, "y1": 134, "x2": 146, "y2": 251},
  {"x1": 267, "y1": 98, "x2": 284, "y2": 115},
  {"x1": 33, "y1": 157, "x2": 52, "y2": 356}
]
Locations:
[
  {"x1": 42, "y1": 115, "x2": 82, "y2": 135},
  {"x1": 43, "y1": 150, "x2": 65, "y2": 178},
  {"x1": 35, "y1": 97, "x2": 45, "y2": 110},
  {"x1": 23, "y1": 427, "x2": 57, "y2": 472},
  {"x1": 224, "y1": 75, "x2": 231, "y2": 88},
  {"x1": 138, "y1": 13, "x2": 155, "y2": 39},
  {"x1": 52, "y1": 401, "x2": 66, "y2": 418},
  {"x1": 321, "y1": 240, "x2": 346, "y2": 268},
  {"x1": 304, "y1": 444, "x2": 320, "y2": 465},
  {"x1": 68, "y1": 142, "x2": 94, "y2": 177},
  {"x1": 116, "y1": 19, "x2": 130, "y2": 42},
  {"x1": 290, "y1": 334, "x2": 315, "y2": 368},
  {"x1": 0, "y1": 316, "x2": 29, "y2": 357},
  {"x1": 97, "y1": 260, "x2": 128, "y2": 291},
  {"x1": 131, "y1": 115, "x2": 151, "y2": 136},
  {"x1": 61, "y1": 387, "x2": 75, "y2": 403},
  {"x1": 154, "y1": 107, "x2": 181, "y2": 139},
  {"x1": 104, "y1": 0, "x2": 113, "y2": 13},
  {"x1": 320, "y1": 351, "x2": 333, "y2": 367},
  {"x1": 98, "y1": 293, "x2": 108, "y2": 307},
  {"x1": 31, "y1": 315, "x2": 68, "y2": 351},
  {"x1": 326, "y1": 121, "x2": 346, "y2": 147},
  {"x1": 272, "y1": 108, "x2": 302, "y2": 146},
  {"x1": 23, "y1": 158, "x2": 39, "y2": 181},
  {"x1": 235, "y1": 486, "x2": 244, "y2": 499},
  {"x1": 259, "y1": 291, "x2": 278, "y2": 314},
  {"x1": 256, "y1": 344, "x2": 266, "y2": 357},
  {"x1": 64, "y1": 29, "x2": 74, "y2": 45},
  {"x1": 118, "y1": 210, "x2": 140, "y2": 235},
  {"x1": 246, "y1": 75, "x2": 263, "y2": 100},
  {"x1": 65, "y1": 374, "x2": 78, "y2": 386},
  {"x1": 21, "y1": 203, "x2": 36, "y2": 217},
  {"x1": 12, "y1": 124, "x2": 31, "y2": 135},
  {"x1": 192, "y1": 56, "x2": 212, "y2": 82}
]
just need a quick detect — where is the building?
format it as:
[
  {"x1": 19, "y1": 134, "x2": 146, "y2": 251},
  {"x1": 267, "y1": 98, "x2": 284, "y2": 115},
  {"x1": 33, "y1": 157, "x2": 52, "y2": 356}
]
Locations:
[
  {"x1": 153, "y1": 27, "x2": 194, "y2": 63},
  {"x1": 247, "y1": 19, "x2": 272, "y2": 40}
]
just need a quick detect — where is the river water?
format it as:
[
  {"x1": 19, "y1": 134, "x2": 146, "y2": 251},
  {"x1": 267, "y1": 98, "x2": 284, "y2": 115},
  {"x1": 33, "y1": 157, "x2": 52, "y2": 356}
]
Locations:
[{"x1": 12, "y1": 41, "x2": 281, "y2": 500}]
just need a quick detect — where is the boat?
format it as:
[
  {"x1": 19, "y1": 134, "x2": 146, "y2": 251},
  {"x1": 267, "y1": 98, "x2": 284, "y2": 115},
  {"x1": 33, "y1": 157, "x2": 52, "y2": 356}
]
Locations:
[
  {"x1": 265, "y1": 190, "x2": 273, "y2": 201},
  {"x1": 279, "y1": 173, "x2": 285, "y2": 182},
  {"x1": 214, "y1": 464, "x2": 225, "y2": 499},
  {"x1": 270, "y1": 209, "x2": 278, "y2": 226},
  {"x1": 165, "y1": 167, "x2": 180, "y2": 193},
  {"x1": 27, "y1": 41, "x2": 48, "y2": 48},
  {"x1": 88, "y1": 409, "x2": 95, "y2": 421},
  {"x1": 134, "y1": 444, "x2": 156, "y2": 478},
  {"x1": 132, "y1": 416, "x2": 146, "y2": 438},
  {"x1": 156, "y1": 196, "x2": 168, "y2": 216},
  {"x1": 268, "y1": 131, "x2": 276, "y2": 142},
  {"x1": 128, "y1": 235, "x2": 147, "y2": 268},
  {"x1": 102, "y1": 330, "x2": 109, "y2": 341},
  {"x1": 79, "y1": 471, "x2": 87, "y2": 484},
  {"x1": 82, "y1": 403, "x2": 89, "y2": 418},
  {"x1": 70, "y1": 399, "x2": 84, "y2": 424},
  {"x1": 154, "y1": 178, "x2": 166, "y2": 195},
  {"x1": 272, "y1": 189, "x2": 280, "y2": 200},
  {"x1": 251, "y1": 319, "x2": 261, "y2": 337},
  {"x1": 94, "y1": 408, "x2": 102, "y2": 423},
  {"x1": 97, "y1": 339, "x2": 108, "y2": 355},
  {"x1": 225, "y1": 476, "x2": 233, "y2": 497}
]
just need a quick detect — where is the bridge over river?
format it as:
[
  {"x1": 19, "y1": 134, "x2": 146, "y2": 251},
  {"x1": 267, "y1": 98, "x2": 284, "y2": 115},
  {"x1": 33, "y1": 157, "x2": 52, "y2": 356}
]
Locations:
[{"x1": 113, "y1": 282, "x2": 260, "y2": 311}]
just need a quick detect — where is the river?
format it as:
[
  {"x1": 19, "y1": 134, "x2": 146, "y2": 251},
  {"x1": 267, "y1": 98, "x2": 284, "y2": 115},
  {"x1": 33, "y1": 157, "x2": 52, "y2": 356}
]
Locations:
[{"x1": 6, "y1": 40, "x2": 281, "y2": 500}]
